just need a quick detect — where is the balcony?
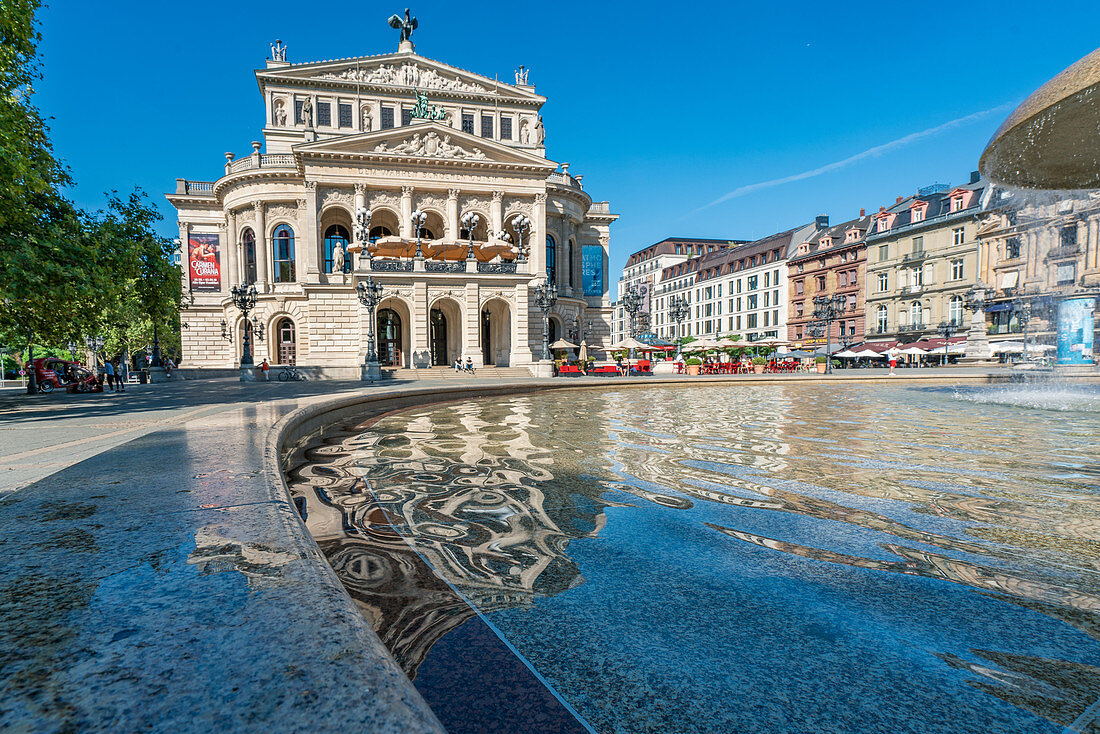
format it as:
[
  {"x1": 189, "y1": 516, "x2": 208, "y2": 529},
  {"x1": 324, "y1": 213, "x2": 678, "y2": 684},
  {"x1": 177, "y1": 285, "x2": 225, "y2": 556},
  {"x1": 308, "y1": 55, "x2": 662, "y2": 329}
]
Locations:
[
  {"x1": 227, "y1": 153, "x2": 296, "y2": 174},
  {"x1": 899, "y1": 322, "x2": 926, "y2": 333},
  {"x1": 902, "y1": 251, "x2": 927, "y2": 263},
  {"x1": 1045, "y1": 245, "x2": 1081, "y2": 261},
  {"x1": 477, "y1": 262, "x2": 519, "y2": 274},
  {"x1": 546, "y1": 171, "x2": 584, "y2": 192},
  {"x1": 174, "y1": 180, "x2": 214, "y2": 196},
  {"x1": 426, "y1": 261, "x2": 466, "y2": 273}
]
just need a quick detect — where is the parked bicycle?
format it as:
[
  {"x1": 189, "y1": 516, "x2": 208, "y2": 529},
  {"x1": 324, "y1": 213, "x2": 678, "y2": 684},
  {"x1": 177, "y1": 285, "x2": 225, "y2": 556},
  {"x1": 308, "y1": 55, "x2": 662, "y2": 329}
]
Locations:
[{"x1": 278, "y1": 364, "x2": 307, "y2": 381}]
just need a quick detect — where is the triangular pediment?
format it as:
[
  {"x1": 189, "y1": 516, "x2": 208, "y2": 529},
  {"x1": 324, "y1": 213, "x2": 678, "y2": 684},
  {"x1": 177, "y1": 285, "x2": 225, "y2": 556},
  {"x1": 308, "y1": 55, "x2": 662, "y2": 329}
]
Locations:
[
  {"x1": 259, "y1": 51, "x2": 543, "y2": 104},
  {"x1": 294, "y1": 123, "x2": 556, "y2": 170}
]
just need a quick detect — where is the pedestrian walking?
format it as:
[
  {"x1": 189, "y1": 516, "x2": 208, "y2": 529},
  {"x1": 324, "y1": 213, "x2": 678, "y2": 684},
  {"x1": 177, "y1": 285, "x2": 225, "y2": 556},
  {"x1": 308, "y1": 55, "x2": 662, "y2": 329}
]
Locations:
[
  {"x1": 104, "y1": 360, "x2": 115, "y2": 392},
  {"x1": 261, "y1": 359, "x2": 270, "y2": 381},
  {"x1": 116, "y1": 362, "x2": 125, "y2": 392},
  {"x1": 887, "y1": 346, "x2": 900, "y2": 376}
]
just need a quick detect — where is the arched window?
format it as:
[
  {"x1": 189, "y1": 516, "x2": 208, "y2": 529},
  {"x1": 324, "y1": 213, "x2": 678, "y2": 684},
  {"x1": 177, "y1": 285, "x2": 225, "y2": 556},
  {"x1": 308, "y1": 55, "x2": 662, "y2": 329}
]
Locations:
[
  {"x1": 948, "y1": 295, "x2": 964, "y2": 326},
  {"x1": 369, "y1": 225, "x2": 392, "y2": 243},
  {"x1": 876, "y1": 304, "x2": 888, "y2": 333},
  {"x1": 910, "y1": 301, "x2": 922, "y2": 328},
  {"x1": 241, "y1": 228, "x2": 256, "y2": 284},
  {"x1": 273, "y1": 225, "x2": 295, "y2": 282},
  {"x1": 546, "y1": 234, "x2": 556, "y2": 285},
  {"x1": 567, "y1": 240, "x2": 575, "y2": 287},
  {"x1": 323, "y1": 224, "x2": 350, "y2": 274}
]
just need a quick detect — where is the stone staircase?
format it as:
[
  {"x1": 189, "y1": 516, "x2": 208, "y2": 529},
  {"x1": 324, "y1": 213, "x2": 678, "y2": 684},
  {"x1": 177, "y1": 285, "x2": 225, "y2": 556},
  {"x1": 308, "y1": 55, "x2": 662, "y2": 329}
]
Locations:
[{"x1": 381, "y1": 366, "x2": 534, "y2": 381}]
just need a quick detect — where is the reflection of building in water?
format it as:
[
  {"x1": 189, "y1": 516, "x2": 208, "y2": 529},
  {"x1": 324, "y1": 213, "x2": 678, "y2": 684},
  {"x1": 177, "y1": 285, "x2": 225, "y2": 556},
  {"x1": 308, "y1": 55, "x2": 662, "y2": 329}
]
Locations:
[{"x1": 284, "y1": 399, "x2": 612, "y2": 674}]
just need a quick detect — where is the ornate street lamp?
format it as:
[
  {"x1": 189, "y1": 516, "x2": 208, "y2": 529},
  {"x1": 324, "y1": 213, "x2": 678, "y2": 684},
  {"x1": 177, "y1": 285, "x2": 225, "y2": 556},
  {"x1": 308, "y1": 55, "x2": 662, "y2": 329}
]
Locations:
[
  {"x1": 620, "y1": 284, "x2": 645, "y2": 359},
  {"x1": 936, "y1": 320, "x2": 958, "y2": 366},
  {"x1": 569, "y1": 317, "x2": 580, "y2": 343},
  {"x1": 810, "y1": 293, "x2": 847, "y2": 374},
  {"x1": 252, "y1": 315, "x2": 264, "y2": 343},
  {"x1": 355, "y1": 207, "x2": 373, "y2": 263},
  {"x1": 231, "y1": 283, "x2": 257, "y2": 380},
  {"x1": 410, "y1": 209, "x2": 427, "y2": 259},
  {"x1": 356, "y1": 276, "x2": 384, "y2": 381},
  {"x1": 669, "y1": 294, "x2": 690, "y2": 359},
  {"x1": 220, "y1": 319, "x2": 231, "y2": 342},
  {"x1": 66, "y1": 340, "x2": 79, "y2": 359},
  {"x1": 512, "y1": 215, "x2": 531, "y2": 262},
  {"x1": 533, "y1": 279, "x2": 557, "y2": 361},
  {"x1": 84, "y1": 335, "x2": 105, "y2": 369},
  {"x1": 461, "y1": 212, "x2": 480, "y2": 260},
  {"x1": 1014, "y1": 295, "x2": 1033, "y2": 362}
]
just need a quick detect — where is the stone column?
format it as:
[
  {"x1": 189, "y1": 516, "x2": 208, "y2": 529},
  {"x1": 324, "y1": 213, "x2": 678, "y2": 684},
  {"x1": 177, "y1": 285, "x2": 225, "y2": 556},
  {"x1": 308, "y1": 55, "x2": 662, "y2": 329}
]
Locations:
[
  {"x1": 532, "y1": 193, "x2": 547, "y2": 277},
  {"x1": 216, "y1": 221, "x2": 228, "y2": 292},
  {"x1": 400, "y1": 186, "x2": 414, "y2": 238},
  {"x1": 1087, "y1": 216, "x2": 1099, "y2": 271},
  {"x1": 254, "y1": 202, "x2": 270, "y2": 292},
  {"x1": 412, "y1": 281, "x2": 429, "y2": 368},
  {"x1": 490, "y1": 191, "x2": 503, "y2": 236},
  {"x1": 513, "y1": 282, "x2": 534, "y2": 365},
  {"x1": 446, "y1": 188, "x2": 459, "y2": 240},
  {"x1": 465, "y1": 282, "x2": 483, "y2": 367},
  {"x1": 225, "y1": 210, "x2": 238, "y2": 290},
  {"x1": 303, "y1": 182, "x2": 320, "y2": 279},
  {"x1": 353, "y1": 184, "x2": 367, "y2": 271}
]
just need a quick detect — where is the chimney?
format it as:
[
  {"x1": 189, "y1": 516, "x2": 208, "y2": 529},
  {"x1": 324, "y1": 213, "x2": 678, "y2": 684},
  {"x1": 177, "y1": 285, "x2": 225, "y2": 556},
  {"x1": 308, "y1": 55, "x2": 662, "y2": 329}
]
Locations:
[
  {"x1": 896, "y1": 196, "x2": 903, "y2": 204},
  {"x1": 815, "y1": 215, "x2": 829, "y2": 229},
  {"x1": 970, "y1": 170, "x2": 980, "y2": 184},
  {"x1": 859, "y1": 208, "x2": 865, "y2": 217}
]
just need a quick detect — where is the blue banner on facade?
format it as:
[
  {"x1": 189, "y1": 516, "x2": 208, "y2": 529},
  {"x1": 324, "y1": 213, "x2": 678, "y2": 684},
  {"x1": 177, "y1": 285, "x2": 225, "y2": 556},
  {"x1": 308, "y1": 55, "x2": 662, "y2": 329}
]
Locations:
[
  {"x1": 1056, "y1": 297, "x2": 1095, "y2": 365},
  {"x1": 582, "y1": 245, "x2": 604, "y2": 296}
]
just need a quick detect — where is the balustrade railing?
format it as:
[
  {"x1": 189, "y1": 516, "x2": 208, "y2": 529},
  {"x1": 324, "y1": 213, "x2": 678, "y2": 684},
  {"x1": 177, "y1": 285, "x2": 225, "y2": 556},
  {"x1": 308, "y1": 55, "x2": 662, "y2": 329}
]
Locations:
[
  {"x1": 227, "y1": 154, "x2": 296, "y2": 174},
  {"x1": 426, "y1": 261, "x2": 466, "y2": 273},
  {"x1": 371, "y1": 259, "x2": 413, "y2": 272},
  {"x1": 477, "y1": 262, "x2": 518, "y2": 274}
]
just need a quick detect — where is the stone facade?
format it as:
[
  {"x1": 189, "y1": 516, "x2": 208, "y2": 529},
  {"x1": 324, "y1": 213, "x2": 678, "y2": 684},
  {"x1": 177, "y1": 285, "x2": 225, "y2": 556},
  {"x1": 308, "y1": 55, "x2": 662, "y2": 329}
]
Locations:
[
  {"x1": 864, "y1": 176, "x2": 986, "y2": 344},
  {"x1": 975, "y1": 187, "x2": 1100, "y2": 342},
  {"x1": 168, "y1": 31, "x2": 616, "y2": 374},
  {"x1": 787, "y1": 215, "x2": 871, "y2": 347}
]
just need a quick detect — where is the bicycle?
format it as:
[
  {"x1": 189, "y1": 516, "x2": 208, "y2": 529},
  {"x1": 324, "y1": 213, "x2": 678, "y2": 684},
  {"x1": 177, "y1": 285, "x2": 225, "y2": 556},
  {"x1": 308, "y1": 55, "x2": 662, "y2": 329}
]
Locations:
[{"x1": 278, "y1": 365, "x2": 307, "y2": 381}]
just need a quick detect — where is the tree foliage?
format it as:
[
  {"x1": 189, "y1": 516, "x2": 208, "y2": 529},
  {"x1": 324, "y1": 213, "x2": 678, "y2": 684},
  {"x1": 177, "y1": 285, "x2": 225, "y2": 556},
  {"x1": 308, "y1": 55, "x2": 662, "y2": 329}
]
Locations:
[{"x1": 0, "y1": 1, "x2": 182, "y2": 382}]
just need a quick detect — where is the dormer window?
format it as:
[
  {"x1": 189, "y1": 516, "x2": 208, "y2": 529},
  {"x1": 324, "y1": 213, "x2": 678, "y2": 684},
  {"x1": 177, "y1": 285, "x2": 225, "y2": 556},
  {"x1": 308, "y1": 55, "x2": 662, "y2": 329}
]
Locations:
[
  {"x1": 845, "y1": 229, "x2": 859, "y2": 243},
  {"x1": 879, "y1": 218, "x2": 890, "y2": 233},
  {"x1": 820, "y1": 237, "x2": 832, "y2": 248},
  {"x1": 950, "y1": 196, "x2": 965, "y2": 212},
  {"x1": 912, "y1": 209, "x2": 924, "y2": 223},
  {"x1": 910, "y1": 200, "x2": 928, "y2": 223}
]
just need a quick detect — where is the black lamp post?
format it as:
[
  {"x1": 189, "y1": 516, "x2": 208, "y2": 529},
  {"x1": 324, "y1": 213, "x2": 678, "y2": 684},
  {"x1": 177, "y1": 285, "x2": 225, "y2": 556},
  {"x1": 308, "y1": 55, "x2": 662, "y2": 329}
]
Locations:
[
  {"x1": 231, "y1": 283, "x2": 257, "y2": 378},
  {"x1": 355, "y1": 207, "x2": 373, "y2": 264},
  {"x1": 810, "y1": 293, "x2": 847, "y2": 374},
  {"x1": 1014, "y1": 296, "x2": 1033, "y2": 362},
  {"x1": 533, "y1": 279, "x2": 557, "y2": 361},
  {"x1": 357, "y1": 277, "x2": 384, "y2": 362},
  {"x1": 410, "y1": 209, "x2": 427, "y2": 259},
  {"x1": 936, "y1": 320, "x2": 958, "y2": 366},
  {"x1": 620, "y1": 284, "x2": 644, "y2": 359},
  {"x1": 670, "y1": 294, "x2": 689, "y2": 359},
  {"x1": 151, "y1": 324, "x2": 162, "y2": 367},
  {"x1": 461, "y1": 212, "x2": 480, "y2": 260},
  {"x1": 512, "y1": 215, "x2": 531, "y2": 262}
]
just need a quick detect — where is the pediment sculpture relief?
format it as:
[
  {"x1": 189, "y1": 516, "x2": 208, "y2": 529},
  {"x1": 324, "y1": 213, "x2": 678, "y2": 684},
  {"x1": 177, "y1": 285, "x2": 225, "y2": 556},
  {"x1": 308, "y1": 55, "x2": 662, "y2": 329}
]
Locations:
[
  {"x1": 374, "y1": 132, "x2": 488, "y2": 160},
  {"x1": 318, "y1": 63, "x2": 488, "y2": 93}
]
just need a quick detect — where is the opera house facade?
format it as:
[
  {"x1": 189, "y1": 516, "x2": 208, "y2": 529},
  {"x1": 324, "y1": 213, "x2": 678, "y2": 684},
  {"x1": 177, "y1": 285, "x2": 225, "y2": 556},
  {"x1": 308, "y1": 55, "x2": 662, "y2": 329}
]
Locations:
[{"x1": 168, "y1": 25, "x2": 616, "y2": 375}]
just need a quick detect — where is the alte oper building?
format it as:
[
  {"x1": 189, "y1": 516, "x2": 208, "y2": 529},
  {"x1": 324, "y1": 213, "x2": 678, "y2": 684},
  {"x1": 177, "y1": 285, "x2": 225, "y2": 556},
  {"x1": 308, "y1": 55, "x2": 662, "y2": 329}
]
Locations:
[{"x1": 168, "y1": 19, "x2": 616, "y2": 375}]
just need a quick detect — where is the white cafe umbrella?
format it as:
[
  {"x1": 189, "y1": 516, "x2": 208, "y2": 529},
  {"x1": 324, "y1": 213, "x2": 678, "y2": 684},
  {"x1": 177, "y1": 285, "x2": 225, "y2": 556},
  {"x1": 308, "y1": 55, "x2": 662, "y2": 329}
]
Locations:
[
  {"x1": 550, "y1": 338, "x2": 579, "y2": 351},
  {"x1": 833, "y1": 350, "x2": 860, "y2": 358},
  {"x1": 852, "y1": 349, "x2": 887, "y2": 359},
  {"x1": 899, "y1": 347, "x2": 929, "y2": 356}
]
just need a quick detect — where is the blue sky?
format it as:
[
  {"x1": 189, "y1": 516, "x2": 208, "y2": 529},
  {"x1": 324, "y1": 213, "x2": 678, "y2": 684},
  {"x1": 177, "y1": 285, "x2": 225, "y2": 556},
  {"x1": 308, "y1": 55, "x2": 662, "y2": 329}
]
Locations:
[{"x1": 35, "y1": 0, "x2": 1100, "y2": 276}]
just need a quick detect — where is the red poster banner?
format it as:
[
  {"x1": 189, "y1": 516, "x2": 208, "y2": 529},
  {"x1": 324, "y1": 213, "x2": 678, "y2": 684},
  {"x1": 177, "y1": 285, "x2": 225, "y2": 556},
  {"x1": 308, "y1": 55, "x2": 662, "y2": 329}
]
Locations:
[{"x1": 188, "y1": 234, "x2": 221, "y2": 291}]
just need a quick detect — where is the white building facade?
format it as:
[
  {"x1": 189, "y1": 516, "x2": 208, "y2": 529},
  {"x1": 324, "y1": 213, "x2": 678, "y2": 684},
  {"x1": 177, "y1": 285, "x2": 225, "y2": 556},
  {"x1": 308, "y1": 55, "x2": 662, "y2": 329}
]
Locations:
[{"x1": 169, "y1": 23, "x2": 615, "y2": 375}]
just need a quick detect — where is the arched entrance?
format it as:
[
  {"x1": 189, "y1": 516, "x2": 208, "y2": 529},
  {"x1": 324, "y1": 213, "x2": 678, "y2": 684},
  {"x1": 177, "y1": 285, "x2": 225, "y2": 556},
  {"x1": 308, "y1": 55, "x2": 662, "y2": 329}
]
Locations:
[
  {"x1": 548, "y1": 316, "x2": 559, "y2": 345},
  {"x1": 377, "y1": 308, "x2": 403, "y2": 367},
  {"x1": 481, "y1": 299, "x2": 512, "y2": 366},
  {"x1": 429, "y1": 298, "x2": 462, "y2": 366},
  {"x1": 429, "y1": 310, "x2": 448, "y2": 365},
  {"x1": 276, "y1": 318, "x2": 296, "y2": 364}
]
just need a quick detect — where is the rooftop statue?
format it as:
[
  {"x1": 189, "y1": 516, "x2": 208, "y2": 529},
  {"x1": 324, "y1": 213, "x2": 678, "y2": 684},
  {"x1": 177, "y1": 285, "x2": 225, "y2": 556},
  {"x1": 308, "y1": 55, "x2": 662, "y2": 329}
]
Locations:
[
  {"x1": 388, "y1": 8, "x2": 417, "y2": 44},
  {"x1": 270, "y1": 39, "x2": 286, "y2": 62}
]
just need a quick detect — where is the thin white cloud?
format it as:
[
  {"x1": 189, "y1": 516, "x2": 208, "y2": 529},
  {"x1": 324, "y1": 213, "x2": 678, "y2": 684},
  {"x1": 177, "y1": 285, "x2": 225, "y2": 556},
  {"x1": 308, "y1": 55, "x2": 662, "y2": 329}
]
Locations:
[{"x1": 695, "y1": 102, "x2": 1016, "y2": 212}]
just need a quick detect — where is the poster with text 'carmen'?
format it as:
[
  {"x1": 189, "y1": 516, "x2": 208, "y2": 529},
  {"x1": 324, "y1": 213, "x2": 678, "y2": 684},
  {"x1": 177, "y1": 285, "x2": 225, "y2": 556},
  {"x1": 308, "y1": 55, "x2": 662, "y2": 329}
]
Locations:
[{"x1": 188, "y1": 233, "x2": 221, "y2": 291}]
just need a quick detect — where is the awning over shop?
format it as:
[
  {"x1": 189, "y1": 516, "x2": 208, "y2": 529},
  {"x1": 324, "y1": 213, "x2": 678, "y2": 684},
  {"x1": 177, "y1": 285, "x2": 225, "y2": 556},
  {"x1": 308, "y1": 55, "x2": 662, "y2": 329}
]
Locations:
[{"x1": 986, "y1": 302, "x2": 1013, "y2": 312}]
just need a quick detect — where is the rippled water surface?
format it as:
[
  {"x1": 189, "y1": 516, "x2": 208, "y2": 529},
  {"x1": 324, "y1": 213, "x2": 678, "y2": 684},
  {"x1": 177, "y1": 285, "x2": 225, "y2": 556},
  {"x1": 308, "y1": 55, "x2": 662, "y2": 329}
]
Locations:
[{"x1": 294, "y1": 384, "x2": 1100, "y2": 733}]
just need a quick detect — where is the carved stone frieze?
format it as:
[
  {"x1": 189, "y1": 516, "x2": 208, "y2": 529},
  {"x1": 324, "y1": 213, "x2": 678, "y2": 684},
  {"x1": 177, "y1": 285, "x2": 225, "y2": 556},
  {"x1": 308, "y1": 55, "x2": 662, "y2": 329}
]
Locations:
[
  {"x1": 374, "y1": 131, "x2": 488, "y2": 160},
  {"x1": 267, "y1": 203, "x2": 298, "y2": 222},
  {"x1": 320, "y1": 187, "x2": 353, "y2": 209},
  {"x1": 354, "y1": 183, "x2": 367, "y2": 195},
  {"x1": 304, "y1": 180, "x2": 318, "y2": 191},
  {"x1": 428, "y1": 288, "x2": 465, "y2": 302},
  {"x1": 316, "y1": 62, "x2": 489, "y2": 94},
  {"x1": 367, "y1": 190, "x2": 401, "y2": 210},
  {"x1": 235, "y1": 207, "x2": 255, "y2": 224},
  {"x1": 481, "y1": 290, "x2": 515, "y2": 305},
  {"x1": 503, "y1": 197, "x2": 532, "y2": 218},
  {"x1": 416, "y1": 193, "x2": 448, "y2": 212},
  {"x1": 461, "y1": 195, "x2": 491, "y2": 213}
]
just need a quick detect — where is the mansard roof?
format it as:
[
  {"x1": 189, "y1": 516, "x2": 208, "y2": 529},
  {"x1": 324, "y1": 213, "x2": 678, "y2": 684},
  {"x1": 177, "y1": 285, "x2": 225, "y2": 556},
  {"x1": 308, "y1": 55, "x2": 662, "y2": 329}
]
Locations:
[
  {"x1": 625, "y1": 237, "x2": 741, "y2": 267},
  {"x1": 869, "y1": 177, "x2": 986, "y2": 236},
  {"x1": 294, "y1": 122, "x2": 557, "y2": 172},
  {"x1": 257, "y1": 50, "x2": 545, "y2": 106}
]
